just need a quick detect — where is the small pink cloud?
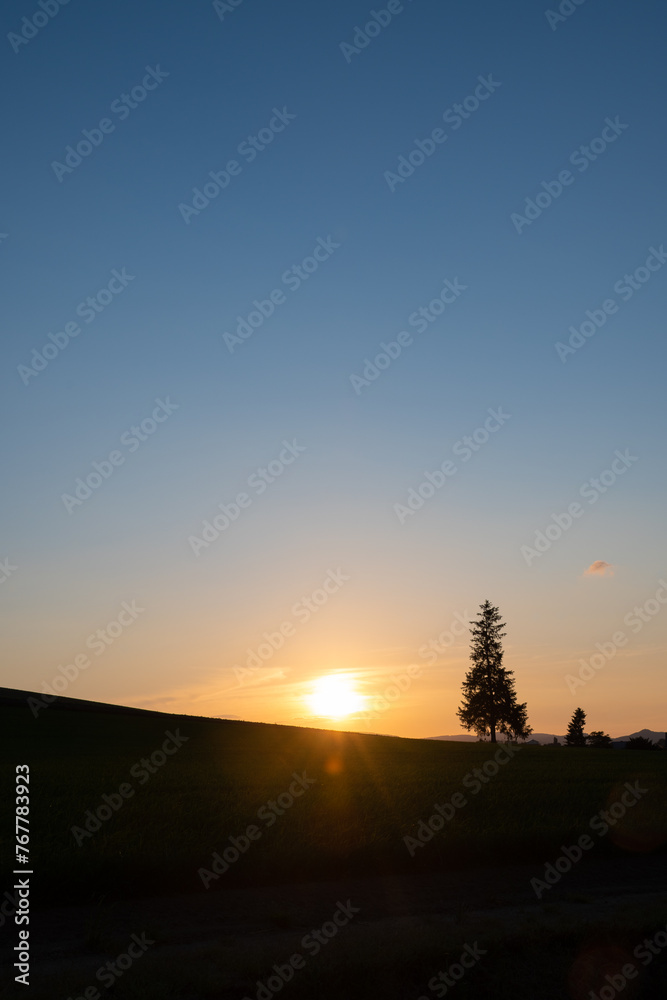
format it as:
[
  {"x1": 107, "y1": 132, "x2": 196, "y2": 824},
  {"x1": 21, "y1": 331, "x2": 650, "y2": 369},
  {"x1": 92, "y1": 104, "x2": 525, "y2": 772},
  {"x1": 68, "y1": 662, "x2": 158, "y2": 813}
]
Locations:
[{"x1": 584, "y1": 560, "x2": 614, "y2": 577}]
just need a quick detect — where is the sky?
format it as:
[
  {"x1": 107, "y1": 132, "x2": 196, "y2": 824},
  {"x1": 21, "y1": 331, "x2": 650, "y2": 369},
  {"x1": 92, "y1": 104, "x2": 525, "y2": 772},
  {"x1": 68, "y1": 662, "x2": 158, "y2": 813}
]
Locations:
[{"x1": 2, "y1": 0, "x2": 666, "y2": 740}]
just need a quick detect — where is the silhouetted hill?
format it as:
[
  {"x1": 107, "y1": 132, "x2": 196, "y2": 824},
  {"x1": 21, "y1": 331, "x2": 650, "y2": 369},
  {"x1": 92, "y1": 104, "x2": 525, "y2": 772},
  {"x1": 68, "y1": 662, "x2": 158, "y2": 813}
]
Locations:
[{"x1": 0, "y1": 686, "x2": 170, "y2": 717}]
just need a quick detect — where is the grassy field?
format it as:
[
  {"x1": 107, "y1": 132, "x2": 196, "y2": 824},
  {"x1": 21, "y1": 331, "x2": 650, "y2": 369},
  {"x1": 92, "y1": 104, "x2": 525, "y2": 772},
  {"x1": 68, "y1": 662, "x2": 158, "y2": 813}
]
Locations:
[
  {"x1": 2, "y1": 696, "x2": 666, "y2": 903},
  {"x1": 2, "y1": 694, "x2": 667, "y2": 998}
]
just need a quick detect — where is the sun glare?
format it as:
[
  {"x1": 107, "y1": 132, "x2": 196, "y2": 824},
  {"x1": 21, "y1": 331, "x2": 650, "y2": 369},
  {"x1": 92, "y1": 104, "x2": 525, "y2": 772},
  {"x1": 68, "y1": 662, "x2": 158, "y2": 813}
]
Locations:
[{"x1": 306, "y1": 675, "x2": 366, "y2": 719}]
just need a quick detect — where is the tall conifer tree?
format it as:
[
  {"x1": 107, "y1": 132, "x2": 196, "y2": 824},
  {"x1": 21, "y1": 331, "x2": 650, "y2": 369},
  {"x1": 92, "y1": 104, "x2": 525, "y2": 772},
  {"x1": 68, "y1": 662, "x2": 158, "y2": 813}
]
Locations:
[
  {"x1": 565, "y1": 707, "x2": 587, "y2": 746},
  {"x1": 457, "y1": 600, "x2": 531, "y2": 743}
]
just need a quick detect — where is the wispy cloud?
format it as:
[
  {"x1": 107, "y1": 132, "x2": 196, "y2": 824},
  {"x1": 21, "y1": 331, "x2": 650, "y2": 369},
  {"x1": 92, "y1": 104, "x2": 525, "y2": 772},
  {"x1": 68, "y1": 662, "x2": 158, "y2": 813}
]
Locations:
[{"x1": 584, "y1": 560, "x2": 614, "y2": 577}]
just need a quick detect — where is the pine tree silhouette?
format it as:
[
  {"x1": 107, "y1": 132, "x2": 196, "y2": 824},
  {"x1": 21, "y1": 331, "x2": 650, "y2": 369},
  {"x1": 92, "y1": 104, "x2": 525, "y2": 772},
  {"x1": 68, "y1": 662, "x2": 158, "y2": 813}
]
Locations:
[{"x1": 457, "y1": 600, "x2": 531, "y2": 743}]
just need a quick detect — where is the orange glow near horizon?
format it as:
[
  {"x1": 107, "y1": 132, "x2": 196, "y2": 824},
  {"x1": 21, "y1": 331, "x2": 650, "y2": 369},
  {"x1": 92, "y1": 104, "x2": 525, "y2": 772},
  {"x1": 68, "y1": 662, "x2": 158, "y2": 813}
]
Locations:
[{"x1": 306, "y1": 674, "x2": 367, "y2": 719}]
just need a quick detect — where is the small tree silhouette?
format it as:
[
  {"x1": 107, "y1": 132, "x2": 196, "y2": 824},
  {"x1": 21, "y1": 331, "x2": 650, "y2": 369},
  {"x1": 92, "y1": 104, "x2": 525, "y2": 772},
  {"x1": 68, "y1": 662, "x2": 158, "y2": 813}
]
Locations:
[
  {"x1": 625, "y1": 736, "x2": 657, "y2": 750},
  {"x1": 565, "y1": 707, "x2": 587, "y2": 746},
  {"x1": 587, "y1": 730, "x2": 612, "y2": 748}
]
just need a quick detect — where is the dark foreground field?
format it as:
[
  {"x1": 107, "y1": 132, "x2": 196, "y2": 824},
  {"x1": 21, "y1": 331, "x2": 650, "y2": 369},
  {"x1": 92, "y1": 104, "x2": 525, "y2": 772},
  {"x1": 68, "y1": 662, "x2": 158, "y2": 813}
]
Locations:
[{"x1": 1, "y1": 692, "x2": 666, "y2": 998}]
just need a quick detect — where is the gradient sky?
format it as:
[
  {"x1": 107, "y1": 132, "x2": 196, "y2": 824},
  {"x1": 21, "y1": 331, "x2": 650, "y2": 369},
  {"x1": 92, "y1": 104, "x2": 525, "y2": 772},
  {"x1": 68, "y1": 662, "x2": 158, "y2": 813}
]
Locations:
[{"x1": 2, "y1": 0, "x2": 666, "y2": 739}]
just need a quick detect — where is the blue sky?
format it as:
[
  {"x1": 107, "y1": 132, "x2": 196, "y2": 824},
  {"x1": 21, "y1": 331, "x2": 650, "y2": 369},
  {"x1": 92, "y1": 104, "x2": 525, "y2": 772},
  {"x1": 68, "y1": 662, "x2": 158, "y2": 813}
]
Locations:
[{"x1": 2, "y1": 0, "x2": 666, "y2": 737}]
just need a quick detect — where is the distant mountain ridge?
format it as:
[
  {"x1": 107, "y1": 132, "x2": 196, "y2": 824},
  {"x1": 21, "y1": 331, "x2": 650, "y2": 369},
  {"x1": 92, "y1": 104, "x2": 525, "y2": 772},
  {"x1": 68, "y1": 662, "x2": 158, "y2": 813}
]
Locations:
[{"x1": 429, "y1": 728, "x2": 665, "y2": 745}]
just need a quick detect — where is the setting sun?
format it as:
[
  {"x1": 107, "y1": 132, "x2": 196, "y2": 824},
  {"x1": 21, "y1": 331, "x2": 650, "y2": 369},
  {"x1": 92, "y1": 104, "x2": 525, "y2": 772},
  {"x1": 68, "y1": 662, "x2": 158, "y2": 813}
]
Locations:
[{"x1": 306, "y1": 675, "x2": 366, "y2": 719}]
